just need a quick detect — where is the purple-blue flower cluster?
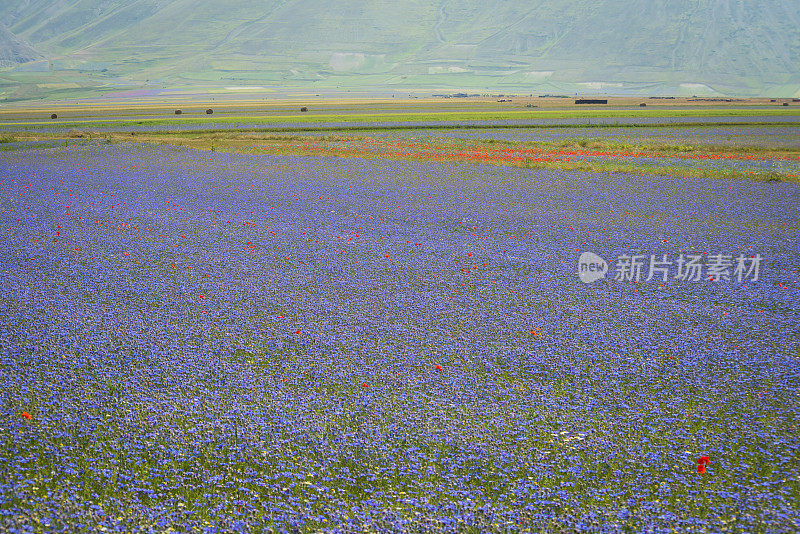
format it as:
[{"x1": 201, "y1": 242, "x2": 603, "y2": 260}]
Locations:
[{"x1": 0, "y1": 136, "x2": 798, "y2": 532}]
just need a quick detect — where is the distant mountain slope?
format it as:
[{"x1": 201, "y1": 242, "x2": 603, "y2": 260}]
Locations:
[
  {"x1": 0, "y1": 24, "x2": 42, "y2": 68},
  {"x1": 1, "y1": 0, "x2": 798, "y2": 96}
]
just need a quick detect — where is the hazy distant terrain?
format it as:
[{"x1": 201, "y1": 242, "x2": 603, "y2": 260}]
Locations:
[{"x1": 1, "y1": 0, "x2": 799, "y2": 99}]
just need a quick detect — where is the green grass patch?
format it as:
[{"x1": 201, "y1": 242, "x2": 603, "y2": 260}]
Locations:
[{"x1": 2, "y1": 108, "x2": 798, "y2": 129}]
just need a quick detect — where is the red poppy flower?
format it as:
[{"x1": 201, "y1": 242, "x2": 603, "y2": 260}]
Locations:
[
  {"x1": 362, "y1": 383, "x2": 369, "y2": 388},
  {"x1": 697, "y1": 464, "x2": 707, "y2": 474},
  {"x1": 698, "y1": 456, "x2": 710, "y2": 466},
  {"x1": 21, "y1": 412, "x2": 32, "y2": 420},
  {"x1": 435, "y1": 364, "x2": 442, "y2": 371}
]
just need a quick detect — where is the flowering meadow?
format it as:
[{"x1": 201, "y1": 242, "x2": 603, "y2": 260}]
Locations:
[
  {"x1": 366, "y1": 125, "x2": 800, "y2": 149},
  {"x1": 1, "y1": 127, "x2": 799, "y2": 532},
  {"x1": 3, "y1": 110, "x2": 800, "y2": 135}
]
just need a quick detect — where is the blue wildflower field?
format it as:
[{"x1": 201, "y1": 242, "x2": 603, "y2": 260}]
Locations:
[{"x1": 1, "y1": 122, "x2": 799, "y2": 533}]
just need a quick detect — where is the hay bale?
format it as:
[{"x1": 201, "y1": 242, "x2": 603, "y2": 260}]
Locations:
[
  {"x1": 174, "y1": 110, "x2": 182, "y2": 115},
  {"x1": 206, "y1": 109, "x2": 213, "y2": 114},
  {"x1": 300, "y1": 107, "x2": 308, "y2": 112},
  {"x1": 50, "y1": 113, "x2": 58, "y2": 119},
  {"x1": 639, "y1": 103, "x2": 647, "y2": 107}
]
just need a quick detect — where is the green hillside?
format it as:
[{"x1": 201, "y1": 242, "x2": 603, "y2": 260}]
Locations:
[
  {"x1": 1, "y1": 0, "x2": 799, "y2": 99},
  {"x1": 0, "y1": 24, "x2": 42, "y2": 68}
]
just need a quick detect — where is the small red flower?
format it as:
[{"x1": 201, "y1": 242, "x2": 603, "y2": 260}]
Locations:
[
  {"x1": 697, "y1": 464, "x2": 707, "y2": 474},
  {"x1": 698, "y1": 456, "x2": 710, "y2": 466},
  {"x1": 362, "y1": 382, "x2": 369, "y2": 388},
  {"x1": 21, "y1": 412, "x2": 32, "y2": 420},
  {"x1": 294, "y1": 329, "x2": 301, "y2": 335},
  {"x1": 435, "y1": 364, "x2": 442, "y2": 371}
]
